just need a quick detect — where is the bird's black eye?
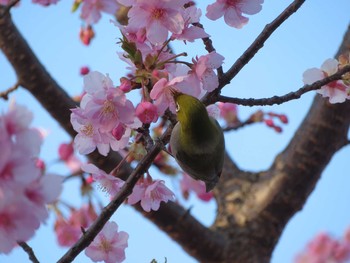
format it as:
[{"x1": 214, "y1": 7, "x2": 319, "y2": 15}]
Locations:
[{"x1": 176, "y1": 102, "x2": 180, "y2": 112}]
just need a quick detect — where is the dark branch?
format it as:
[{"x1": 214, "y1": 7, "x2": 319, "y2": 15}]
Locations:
[
  {"x1": 194, "y1": 22, "x2": 224, "y2": 79},
  {"x1": 218, "y1": 64, "x2": 350, "y2": 106},
  {"x1": 17, "y1": 242, "x2": 40, "y2": 263},
  {"x1": 222, "y1": 0, "x2": 305, "y2": 86}
]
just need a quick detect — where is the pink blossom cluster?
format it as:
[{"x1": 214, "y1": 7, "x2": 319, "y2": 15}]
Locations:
[
  {"x1": 295, "y1": 231, "x2": 350, "y2": 263},
  {"x1": 149, "y1": 51, "x2": 224, "y2": 116},
  {"x1": 54, "y1": 205, "x2": 128, "y2": 263},
  {"x1": 0, "y1": 102, "x2": 62, "y2": 254},
  {"x1": 55, "y1": 204, "x2": 98, "y2": 247},
  {"x1": 118, "y1": 0, "x2": 209, "y2": 45},
  {"x1": 70, "y1": 71, "x2": 141, "y2": 156},
  {"x1": 303, "y1": 58, "x2": 350, "y2": 104},
  {"x1": 82, "y1": 163, "x2": 175, "y2": 212}
]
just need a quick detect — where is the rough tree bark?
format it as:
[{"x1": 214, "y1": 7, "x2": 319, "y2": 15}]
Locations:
[{"x1": 1, "y1": 6, "x2": 349, "y2": 263}]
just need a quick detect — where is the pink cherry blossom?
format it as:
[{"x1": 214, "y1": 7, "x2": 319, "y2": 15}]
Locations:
[
  {"x1": 0, "y1": 189, "x2": 40, "y2": 254},
  {"x1": 55, "y1": 216, "x2": 82, "y2": 247},
  {"x1": 218, "y1": 102, "x2": 238, "y2": 125},
  {"x1": 0, "y1": 102, "x2": 63, "y2": 254},
  {"x1": 135, "y1": 101, "x2": 158, "y2": 124},
  {"x1": 150, "y1": 76, "x2": 186, "y2": 115},
  {"x1": 110, "y1": 118, "x2": 142, "y2": 152},
  {"x1": 206, "y1": 0, "x2": 264, "y2": 28},
  {"x1": 70, "y1": 107, "x2": 110, "y2": 155},
  {"x1": 127, "y1": 175, "x2": 175, "y2": 212},
  {"x1": 71, "y1": 71, "x2": 140, "y2": 155},
  {"x1": 25, "y1": 174, "x2": 63, "y2": 222},
  {"x1": 303, "y1": 58, "x2": 350, "y2": 104},
  {"x1": 55, "y1": 204, "x2": 98, "y2": 247},
  {"x1": 32, "y1": 0, "x2": 59, "y2": 6},
  {"x1": 85, "y1": 221, "x2": 128, "y2": 263},
  {"x1": 82, "y1": 71, "x2": 135, "y2": 131},
  {"x1": 192, "y1": 51, "x2": 224, "y2": 92},
  {"x1": 172, "y1": 5, "x2": 210, "y2": 42},
  {"x1": 124, "y1": 0, "x2": 188, "y2": 45},
  {"x1": 82, "y1": 163, "x2": 125, "y2": 196},
  {"x1": 206, "y1": 104, "x2": 221, "y2": 119},
  {"x1": 58, "y1": 142, "x2": 74, "y2": 161},
  {"x1": 81, "y1": 0, "x2": 120, "y2": 25},
  {"x1": 3, "y1": 101, "x2": 33, "y2": 135},
  {"x1": 180, "y1": 173, "x2": 213, "y2": 202}
]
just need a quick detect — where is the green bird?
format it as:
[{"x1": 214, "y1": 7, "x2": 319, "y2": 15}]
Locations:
[{"x1": 169, "y1": 91, "x2": 225, "y2": 192}]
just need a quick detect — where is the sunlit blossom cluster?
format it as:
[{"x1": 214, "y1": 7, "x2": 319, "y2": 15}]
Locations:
[
  {"x1": 0, "y1": 102, "x2": 62, "y2": 254},
  {"x1": 70, "y1": 71, "x2": 141, "y2": 156},
  {"x1": 303, "y1": 58, "x2": 350, "y2": 104},
  {"x1": 82, "y1": 164, "x2": 175, "y2": 212},
  {"x1": 54, "y1": 205, "x2": 128, "y2": 263}
]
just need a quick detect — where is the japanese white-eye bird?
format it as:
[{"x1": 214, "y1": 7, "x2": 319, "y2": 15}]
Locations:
[{"x1": 169, "y1": 91, "x2": 225, "y2": 192}]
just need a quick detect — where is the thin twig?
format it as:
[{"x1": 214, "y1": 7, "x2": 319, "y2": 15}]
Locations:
[
  {"x1": 0, "y1": 0, "x2": 20, "y2": 19},
  {"x1": 194, "y1": 22, "x2": 224, "y2": 79},
  {"x1": 218, "y1": 64, "x2": 350, "y2": 106},
  {"x1": 0, "y1": 81, "x2": 20, "y2": 100},
  {"x1": 17, "y1": 241, "x2": 40, "y2": 263},
  {"x1": 221, "y1": 0, "x2": 306, "y2": 86},
  {"x1": 57, "y1": 126, "x2": 173, "y2": 263},
  {"x1": 223, "y1": 120, "x2": 255, "y2": 132}
]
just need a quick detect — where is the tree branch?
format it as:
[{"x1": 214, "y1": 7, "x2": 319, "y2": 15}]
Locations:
[
  {"x1": 218, "y1": 64, "x2": 350, "y2": 106},
  {"x1": 222, "y1": 0, "x2": 305, "y2": 86},
  {"x1": 17, "y1": 242, "x2": 40, "y2": 263}
]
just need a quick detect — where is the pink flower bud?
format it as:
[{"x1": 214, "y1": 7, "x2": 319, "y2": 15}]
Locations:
[
  {"x1": 218, "y1": 102, "x2": 238, "y2": 125},
  {"x1": 264, "y1": 119, "x2": 274, "y2": 127},
  {"x1": 279, "y1": 114, "x2": 288, "y2": 124},
  {"x1": 119, "y1": 78, "x2": 132, "y2": 93},
  {"x1": 136, "y1": 102, "x2": 158, "y2": 124},
  {"x1": 80, "y1": 66, "x2": 90, "y2": 76},
  {"x1": 58, "y1": 143, "x2": 74, "y2": 161},
  {"x1": 79, "y1": 25, "x2": 95, "y2": 46},
  {"x1": 274, "y1": 126, "x2": 282, "y2": 133},
  {"x1": 112, "y1": 123, "x2": 126, "y2": 141},
  {"x1": 36, "y1": 158, "x2": 46, "y2": 171}
]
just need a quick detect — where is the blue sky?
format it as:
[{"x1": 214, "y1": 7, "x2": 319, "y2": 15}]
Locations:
[{"x1": 1, "y1": 0, "x2": 350, "y2": 262}]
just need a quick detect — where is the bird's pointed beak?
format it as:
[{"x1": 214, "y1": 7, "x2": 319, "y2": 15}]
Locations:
[{"x1": 169, "y1": 87, "x2": 181, "y2": 99}]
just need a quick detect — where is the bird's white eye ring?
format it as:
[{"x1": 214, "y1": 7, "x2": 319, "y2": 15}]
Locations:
[{"x1": 176, "y1": 102, "x2": 180, "y2": 112}]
